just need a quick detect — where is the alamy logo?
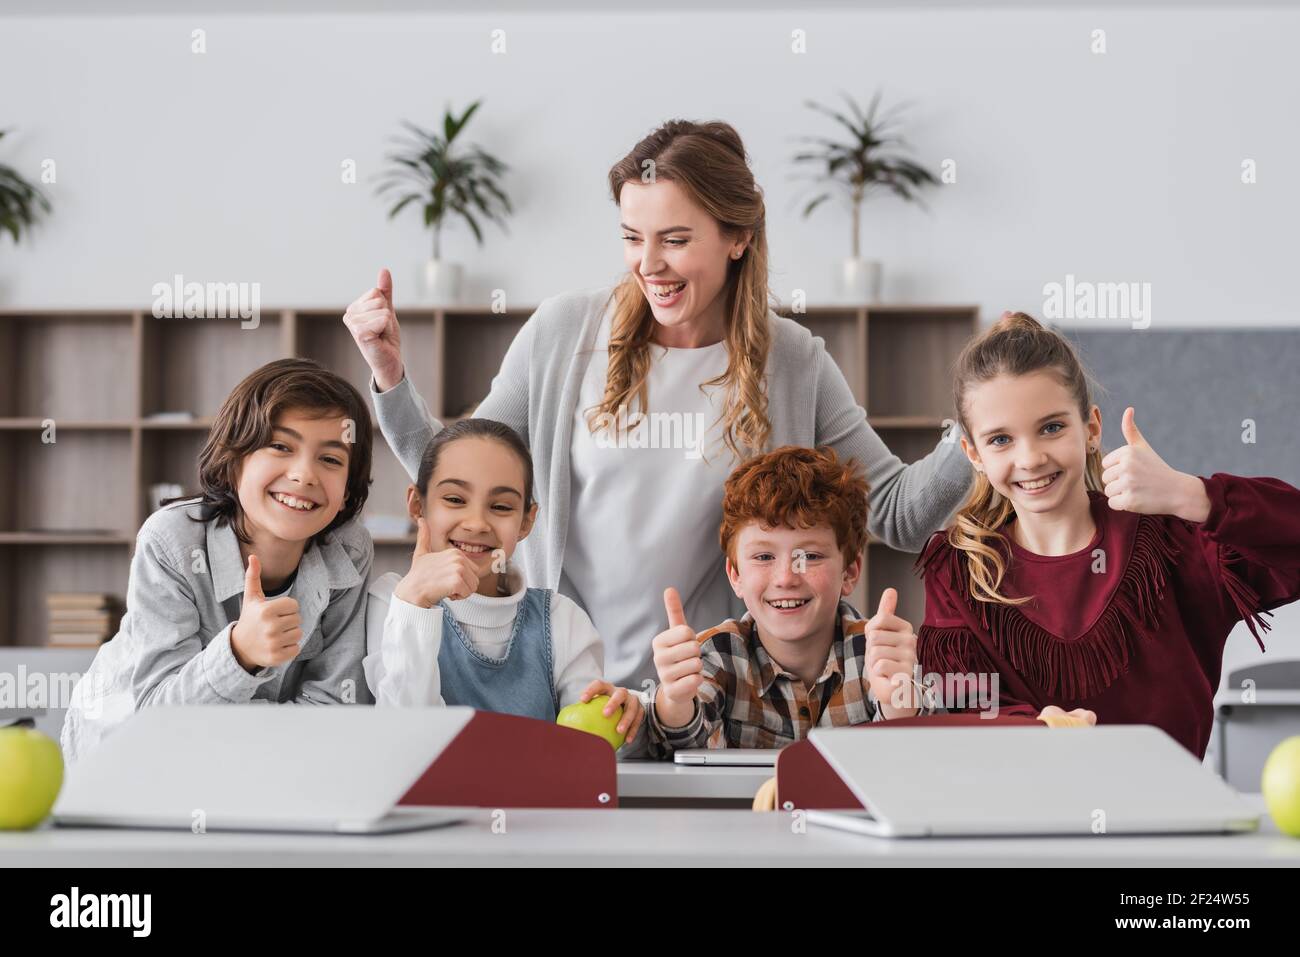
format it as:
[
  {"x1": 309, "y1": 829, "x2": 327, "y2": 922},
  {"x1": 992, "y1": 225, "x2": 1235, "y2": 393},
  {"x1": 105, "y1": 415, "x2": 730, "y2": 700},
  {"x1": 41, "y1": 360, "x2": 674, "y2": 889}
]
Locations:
[
  {"x1": 892, "y1": 667, "x2": 1002, "y2": 717},
  {"x1": 1042, "y1": 273, "x2": 1151, "y2": 329},
  {"x1": 151, "y1": 273, "x2": 261, "y2": 329},
  {"x1": 49, "y1": 887, "x2": 151, "y2": 937},
  {"x1": 591, "y1": 405, "x2": 709, "y2": 460},
  {"x1": 1, "y1": 667, "x2": 103, "y2": 718}
]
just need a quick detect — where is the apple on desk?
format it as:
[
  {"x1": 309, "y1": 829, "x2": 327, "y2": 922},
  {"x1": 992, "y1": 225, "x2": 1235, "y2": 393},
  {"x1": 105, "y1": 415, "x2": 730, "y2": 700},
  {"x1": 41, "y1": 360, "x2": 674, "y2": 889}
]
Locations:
[
  {"x1": 556, "y1": 695, "x2": 626, "y2": 752},
  {"x1": 0, "y1": 726, "x2": 64, "y2": 830}
]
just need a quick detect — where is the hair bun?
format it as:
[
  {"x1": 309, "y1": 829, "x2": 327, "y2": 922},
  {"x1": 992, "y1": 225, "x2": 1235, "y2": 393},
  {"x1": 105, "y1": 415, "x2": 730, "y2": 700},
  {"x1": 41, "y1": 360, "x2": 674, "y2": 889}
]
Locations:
[
  {"x1": 993, "y1": 310, "x2": 1045, "y2": 333},
  {"x1": 700, "y1": 121, "x2": 747, "y2": 160}
]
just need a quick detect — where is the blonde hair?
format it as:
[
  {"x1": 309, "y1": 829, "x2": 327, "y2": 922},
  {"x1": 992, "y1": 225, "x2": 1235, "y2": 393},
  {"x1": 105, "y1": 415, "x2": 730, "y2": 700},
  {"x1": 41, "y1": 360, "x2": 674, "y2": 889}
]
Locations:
[
  {"x1": 590, "y1": 120, "x2": 773, "y2": 461},
  {"x1": 949, "y1": 312, "x2": 1104, "y2": 606}
]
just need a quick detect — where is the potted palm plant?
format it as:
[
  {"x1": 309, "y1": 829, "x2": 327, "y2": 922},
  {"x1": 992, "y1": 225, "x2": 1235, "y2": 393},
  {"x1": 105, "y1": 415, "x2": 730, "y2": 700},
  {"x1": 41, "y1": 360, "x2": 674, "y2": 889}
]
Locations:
[
  {"x1": 1, "y1": 128, "x2": 51, "y2": 248},
  {"x1": 792, "y1": 92, "x2": 938, "y2": 302},
  {"x1": 376, "y1": 100, "x2": 512, "y2": 305}
]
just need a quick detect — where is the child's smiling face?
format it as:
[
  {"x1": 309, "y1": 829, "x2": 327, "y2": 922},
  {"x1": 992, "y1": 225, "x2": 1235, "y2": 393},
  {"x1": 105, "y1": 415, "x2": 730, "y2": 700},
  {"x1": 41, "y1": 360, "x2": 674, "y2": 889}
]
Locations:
[
  {"x1": 236, "y1": 409, "x2": 352, "y2": 543},
  {"x1": 726, "y1": 522, "x2": 860, "y2": 647},
  {"x1": 413, "y1": 436, "x2": 537, "y2": 571},
  {"x1": 960, "y1": 370, "x2": 1102, "y2": 516}
]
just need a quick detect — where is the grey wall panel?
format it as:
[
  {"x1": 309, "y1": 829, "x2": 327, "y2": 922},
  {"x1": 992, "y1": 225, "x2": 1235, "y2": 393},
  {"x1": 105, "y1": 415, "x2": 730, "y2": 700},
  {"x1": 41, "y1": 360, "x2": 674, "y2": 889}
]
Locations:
[{"x1": 1066, "y1": 330, "x2": 1300, "y2": 484}]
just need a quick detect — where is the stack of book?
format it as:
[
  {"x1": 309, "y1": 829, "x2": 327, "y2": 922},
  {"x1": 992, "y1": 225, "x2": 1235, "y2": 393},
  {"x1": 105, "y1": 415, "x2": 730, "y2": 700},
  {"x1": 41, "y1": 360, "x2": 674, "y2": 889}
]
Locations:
[{"x1": 46, "y1": 593, "x2": 121, "y2": 647}]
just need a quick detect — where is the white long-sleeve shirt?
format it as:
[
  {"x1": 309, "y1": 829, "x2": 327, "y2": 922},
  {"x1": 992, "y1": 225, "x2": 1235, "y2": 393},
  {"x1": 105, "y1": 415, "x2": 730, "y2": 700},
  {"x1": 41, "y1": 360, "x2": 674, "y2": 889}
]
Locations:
[{"x1": 363, "y1": 563, "x2": 605, "y2": 709}]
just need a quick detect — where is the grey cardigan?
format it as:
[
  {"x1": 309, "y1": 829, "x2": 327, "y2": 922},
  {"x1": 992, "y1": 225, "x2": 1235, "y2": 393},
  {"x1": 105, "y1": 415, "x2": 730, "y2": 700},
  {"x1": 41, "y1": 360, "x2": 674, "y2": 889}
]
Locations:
[
  {"x1": 374, "y1": 284, "x2": 973, "y2": 594},
  {"x1": 61, "y1": 498, "x2": 373, "y2": 762}
]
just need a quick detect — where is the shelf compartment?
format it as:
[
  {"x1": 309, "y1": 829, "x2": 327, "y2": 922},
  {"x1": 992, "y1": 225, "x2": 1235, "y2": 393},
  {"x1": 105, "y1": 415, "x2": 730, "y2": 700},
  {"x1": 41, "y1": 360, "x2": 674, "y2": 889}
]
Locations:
[
  {"x1": 364, "y1": 442, "x2": 420, "y2": 536},
  {"x1": 140, "y1": 312, "x2": 284, "y2": 419},
  {"x1": 0, "y1": 419, "x2": 133, "y2": 431},
  {"x1": 866, "y1": 307, "x2": 976, "y2": 420},
  {"x1": 0, "y1": 532, "x2": 133, "y2": 545},
  {"x1": 789, "y1": 309, "x2": 865, "y2": 404},
  {"x1": 442, "y1": 312, "x2": 528, "y2": 420},
  {"x1": 0, "y1": 430, "x2": 135, "y2": 537},
  {"x1": 0, "y1": 542, "x2": 130, "y2": 648},
  {"x1": 294, "y1": 309, "x2": 440, "y2": 424},
  {"x1": 139, "y1": 417, "x2": 214, "y2": 431},
  {"x1": 0, "y1": 313, "x2": 136, "y2": 421},
  {"x1": 139, "y1": 429, "x2": 207, "y2": 519}
]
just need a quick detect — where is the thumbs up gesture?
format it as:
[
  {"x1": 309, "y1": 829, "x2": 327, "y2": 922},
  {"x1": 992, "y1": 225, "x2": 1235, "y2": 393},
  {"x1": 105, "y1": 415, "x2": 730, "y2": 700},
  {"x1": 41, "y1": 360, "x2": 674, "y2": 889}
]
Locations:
[
  {"x1": 1100, "y1": 407, "x2": 1210, "y2": 521},
  {"x1": 230, "y1": 555, "x2": 304, "y2": 673},
  {"x1": 864, "y1": 588, "x2": 921, "y2": 719},
  {"x1": 651, "y1": 587, "x2": 704, "y2": 727},
  {"x1": 392, "y1": 517, "x2": 483, "y2": 608},
  {"x1": 342, "y1": 267, "x2": 405, "y2": 392}
]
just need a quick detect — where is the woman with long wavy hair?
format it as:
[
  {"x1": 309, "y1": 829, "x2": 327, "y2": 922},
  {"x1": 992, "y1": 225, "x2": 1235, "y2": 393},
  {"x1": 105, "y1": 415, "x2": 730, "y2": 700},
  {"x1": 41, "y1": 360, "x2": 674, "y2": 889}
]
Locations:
[{"x1": 343, "y1": 118, "x2": 973, "y2": 705}]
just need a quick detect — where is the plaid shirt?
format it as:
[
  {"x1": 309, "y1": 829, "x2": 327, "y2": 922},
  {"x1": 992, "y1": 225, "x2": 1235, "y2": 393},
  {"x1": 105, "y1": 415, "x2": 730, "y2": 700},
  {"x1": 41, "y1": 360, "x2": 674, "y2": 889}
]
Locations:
[{"x1": 646, "y1": 600, "x2": 934, "y2": 755}]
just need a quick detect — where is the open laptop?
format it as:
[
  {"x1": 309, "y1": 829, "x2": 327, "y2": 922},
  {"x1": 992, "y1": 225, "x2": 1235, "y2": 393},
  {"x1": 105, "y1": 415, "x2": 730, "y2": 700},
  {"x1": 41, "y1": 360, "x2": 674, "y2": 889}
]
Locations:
[
  {"x1": 673, "y1": 748, "x2": 781, "y2": 767},
  {"x1": 804, "y1": 725, "x2": 1260, "y2": 838},
  {"x1": 54, "y1": 705, "x2": 476, "y2": 834}
]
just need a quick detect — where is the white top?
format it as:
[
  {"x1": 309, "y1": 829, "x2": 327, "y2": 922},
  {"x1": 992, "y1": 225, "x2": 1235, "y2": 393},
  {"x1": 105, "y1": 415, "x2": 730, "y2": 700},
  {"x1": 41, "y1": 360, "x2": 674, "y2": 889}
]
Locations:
[
  {"x1": 363, "y1": 563, "x2": 605, "y2": 708},
  {"x1": 562, "y1": 314, "x2": 744, "y2": 687}
]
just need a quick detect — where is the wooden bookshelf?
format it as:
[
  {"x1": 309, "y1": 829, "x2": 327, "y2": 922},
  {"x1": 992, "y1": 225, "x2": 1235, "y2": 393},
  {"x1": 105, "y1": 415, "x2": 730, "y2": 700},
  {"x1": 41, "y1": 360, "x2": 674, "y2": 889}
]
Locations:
[{"x1": 0, "y1": 302, "x2": 975, "y2": 646}]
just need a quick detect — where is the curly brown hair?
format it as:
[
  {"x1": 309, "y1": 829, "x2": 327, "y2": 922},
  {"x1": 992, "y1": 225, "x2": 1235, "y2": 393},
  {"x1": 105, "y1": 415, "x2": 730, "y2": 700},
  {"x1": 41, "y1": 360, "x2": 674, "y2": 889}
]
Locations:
[
  {"x1": 194, "y1": 358, "x2": 373, "y2": 546},
  {"x1": 719, "y1": 445, "x2": 869, "y2": 566}
]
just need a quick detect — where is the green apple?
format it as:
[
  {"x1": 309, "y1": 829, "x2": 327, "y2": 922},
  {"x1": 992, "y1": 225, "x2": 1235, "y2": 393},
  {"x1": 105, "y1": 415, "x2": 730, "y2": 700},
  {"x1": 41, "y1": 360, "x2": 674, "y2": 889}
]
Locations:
[
  {"x1": 1262, "y1": 735, "x2": 1300, "y2": 838},
  {"x1": 0, "y1": 726, "x2": 64, "y2": 830},
  {"x1": 556, "y1": 694, "x2": 626, "y2": 751}
]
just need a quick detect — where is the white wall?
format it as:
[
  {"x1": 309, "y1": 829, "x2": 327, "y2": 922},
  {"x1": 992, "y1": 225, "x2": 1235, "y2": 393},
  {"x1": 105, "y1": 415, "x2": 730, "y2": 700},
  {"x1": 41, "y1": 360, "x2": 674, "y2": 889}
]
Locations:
[{"x1": 1, "y1": 7, "x2": 1297, "y2": 326}]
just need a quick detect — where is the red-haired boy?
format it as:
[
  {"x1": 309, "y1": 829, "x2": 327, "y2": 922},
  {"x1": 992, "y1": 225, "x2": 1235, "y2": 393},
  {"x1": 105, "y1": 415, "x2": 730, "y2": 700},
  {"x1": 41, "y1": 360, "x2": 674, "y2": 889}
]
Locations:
[{"x1": 646, "y1": 445, "x2": 932, "y2": 754}]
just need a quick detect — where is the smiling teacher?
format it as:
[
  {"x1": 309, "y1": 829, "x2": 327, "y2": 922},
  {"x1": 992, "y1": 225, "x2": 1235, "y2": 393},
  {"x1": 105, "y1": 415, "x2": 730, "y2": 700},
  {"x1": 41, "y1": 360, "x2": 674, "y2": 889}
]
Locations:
[{"x1": 343, "y1": 119, "x2": 974, "y2": 696}]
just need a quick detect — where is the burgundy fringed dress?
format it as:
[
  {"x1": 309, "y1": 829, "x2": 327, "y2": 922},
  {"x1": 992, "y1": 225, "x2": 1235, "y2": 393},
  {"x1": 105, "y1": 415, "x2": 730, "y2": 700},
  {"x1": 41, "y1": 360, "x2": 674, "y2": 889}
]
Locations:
[{"x1": 917, "y1": 474, "x2": 1300, "y2": 757}]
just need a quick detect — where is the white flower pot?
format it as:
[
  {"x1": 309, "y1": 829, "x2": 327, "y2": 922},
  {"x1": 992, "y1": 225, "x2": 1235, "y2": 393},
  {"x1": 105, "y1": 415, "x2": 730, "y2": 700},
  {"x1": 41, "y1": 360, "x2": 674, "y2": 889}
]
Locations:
[
  {"x1": 839, "y1": 257, "x2": 881, "y2": 304},
  {"x1": 423, "y1": 259, "x2": 463, "y2": 306}
]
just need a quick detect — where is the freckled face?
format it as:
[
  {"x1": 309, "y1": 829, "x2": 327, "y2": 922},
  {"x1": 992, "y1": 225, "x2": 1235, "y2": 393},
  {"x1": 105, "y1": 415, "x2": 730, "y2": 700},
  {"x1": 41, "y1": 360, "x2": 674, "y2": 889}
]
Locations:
[{"x1": 726, "y1": 523, "x2": 859, "y2": 645}]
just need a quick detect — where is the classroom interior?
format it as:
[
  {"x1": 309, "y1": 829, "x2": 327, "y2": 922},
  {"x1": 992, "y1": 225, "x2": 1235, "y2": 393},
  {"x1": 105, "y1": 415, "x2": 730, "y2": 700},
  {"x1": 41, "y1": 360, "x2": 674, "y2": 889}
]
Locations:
[{"x1": 1, "y1": 0, "x2": 1298, "y2": 868}]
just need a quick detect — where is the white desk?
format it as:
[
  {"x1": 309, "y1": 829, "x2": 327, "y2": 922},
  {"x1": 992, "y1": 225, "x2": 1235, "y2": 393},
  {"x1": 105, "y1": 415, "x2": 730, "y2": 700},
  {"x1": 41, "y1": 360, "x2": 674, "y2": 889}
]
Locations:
[
  {"x1": 615, "y1": 761, "x2": 770, "y2": 807},
  {"x1": 4, "y1": 798, "x2": 1296, "y2": 867}
]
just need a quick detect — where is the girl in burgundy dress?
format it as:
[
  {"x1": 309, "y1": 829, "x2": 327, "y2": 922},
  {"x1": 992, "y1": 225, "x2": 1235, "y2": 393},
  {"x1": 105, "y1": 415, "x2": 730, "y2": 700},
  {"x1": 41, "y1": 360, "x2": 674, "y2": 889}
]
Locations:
[{"x1": 918, "y1": 311, "x2": 1300, "y2": 757}]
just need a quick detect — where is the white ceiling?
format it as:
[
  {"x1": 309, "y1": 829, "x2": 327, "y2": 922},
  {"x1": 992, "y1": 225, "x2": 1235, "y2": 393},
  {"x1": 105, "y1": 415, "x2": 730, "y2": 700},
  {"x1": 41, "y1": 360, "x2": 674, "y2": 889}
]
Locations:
[{"x1": 0, "y1": 0, "x2": 1289, "y2": 15}]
